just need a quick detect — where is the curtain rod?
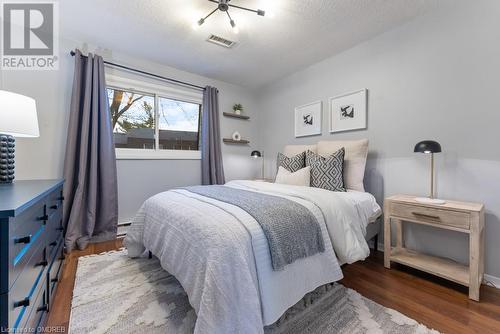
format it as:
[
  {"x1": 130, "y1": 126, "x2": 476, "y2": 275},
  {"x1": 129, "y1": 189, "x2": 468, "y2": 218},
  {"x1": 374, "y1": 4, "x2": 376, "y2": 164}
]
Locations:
[{"x1": 69, "y1": 50, "x2": 205, "y2": 91}]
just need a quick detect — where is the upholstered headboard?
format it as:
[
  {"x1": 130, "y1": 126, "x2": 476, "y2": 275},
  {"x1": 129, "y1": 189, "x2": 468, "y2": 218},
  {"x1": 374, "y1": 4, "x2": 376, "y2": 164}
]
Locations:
[
  {"x1": 283, "y1": 139, "x2": 369, "y2": 192},
  {"x1": 283, "y1": 144, "x2": 317, "y2": 156}
]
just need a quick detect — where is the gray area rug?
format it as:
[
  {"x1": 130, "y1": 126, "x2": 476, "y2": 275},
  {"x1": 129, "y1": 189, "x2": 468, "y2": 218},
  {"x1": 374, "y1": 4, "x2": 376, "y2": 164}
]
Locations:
[{"x1": 69, "y1": 249, "x2": 439, "y2": 334}]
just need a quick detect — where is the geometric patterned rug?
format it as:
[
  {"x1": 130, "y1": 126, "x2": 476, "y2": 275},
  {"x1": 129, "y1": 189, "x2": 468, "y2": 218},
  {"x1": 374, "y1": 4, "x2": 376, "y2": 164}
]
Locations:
[{"x1": 69, "y1": 249, "x2": 439, "y2": 334}]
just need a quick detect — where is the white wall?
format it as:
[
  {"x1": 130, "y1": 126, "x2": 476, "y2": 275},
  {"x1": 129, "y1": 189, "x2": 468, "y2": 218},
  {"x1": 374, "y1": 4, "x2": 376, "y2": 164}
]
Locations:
[
  {"x1": 256, "y1": 1, "x2": 500, "y2": 278},
  {"x1": 2, "y1": 37, "x2": 261, "y2": 224}
]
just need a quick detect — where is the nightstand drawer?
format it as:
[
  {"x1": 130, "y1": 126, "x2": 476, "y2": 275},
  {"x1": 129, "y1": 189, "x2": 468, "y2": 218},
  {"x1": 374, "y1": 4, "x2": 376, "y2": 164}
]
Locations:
[{"x1": 391, "y1": 203, "x2": 470, "y2": 230}]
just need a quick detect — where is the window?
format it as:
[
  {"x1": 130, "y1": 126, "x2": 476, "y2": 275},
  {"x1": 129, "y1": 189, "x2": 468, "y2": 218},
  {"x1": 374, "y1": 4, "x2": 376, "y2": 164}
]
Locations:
[
  {"x1": 108, "y1": 88, "x2": 156, "y2": 149},
  {"x1": 158, "y1": 97, "x2": 201, "y2": 151},
  {"x1": 106, "y1": 75, "x2": 202, "y2": 159}
]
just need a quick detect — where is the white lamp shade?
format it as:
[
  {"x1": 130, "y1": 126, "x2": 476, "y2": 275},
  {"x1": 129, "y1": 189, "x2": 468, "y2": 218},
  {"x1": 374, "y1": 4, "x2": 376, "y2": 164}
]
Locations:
[{"x1": 0, "y1": 90, "x2": 39, "y2": 137}]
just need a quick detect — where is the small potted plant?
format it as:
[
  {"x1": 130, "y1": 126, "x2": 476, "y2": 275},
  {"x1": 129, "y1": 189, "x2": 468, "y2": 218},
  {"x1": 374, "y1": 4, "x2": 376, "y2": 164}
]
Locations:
[{"x1": 232, "y1": 103, "x2": 243, "y2": 115}]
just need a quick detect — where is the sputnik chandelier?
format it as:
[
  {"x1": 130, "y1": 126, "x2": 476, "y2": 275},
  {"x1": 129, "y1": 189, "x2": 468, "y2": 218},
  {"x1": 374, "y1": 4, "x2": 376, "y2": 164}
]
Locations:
[{"x1": 196, "y1": 0, "x2": 265, "y2": 32}]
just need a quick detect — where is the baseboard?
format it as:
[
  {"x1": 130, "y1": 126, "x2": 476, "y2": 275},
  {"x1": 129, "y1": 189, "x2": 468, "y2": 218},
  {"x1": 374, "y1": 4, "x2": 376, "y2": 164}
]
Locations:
[
  {"x1": 483, "y1": 274, "x2": 500, "y2": 289},
  {"x1": 117, "y1": 221, "x2": 131, "y2": 236},
  {"x1": 373, "y1": 242, "x2": 499, "y2": 290}
]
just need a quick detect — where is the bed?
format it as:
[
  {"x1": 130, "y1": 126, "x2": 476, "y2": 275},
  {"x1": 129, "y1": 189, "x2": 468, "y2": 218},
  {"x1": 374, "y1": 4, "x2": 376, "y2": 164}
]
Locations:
[{"x1": 124, "y1": 140, "x2": 381, "y2": 334}]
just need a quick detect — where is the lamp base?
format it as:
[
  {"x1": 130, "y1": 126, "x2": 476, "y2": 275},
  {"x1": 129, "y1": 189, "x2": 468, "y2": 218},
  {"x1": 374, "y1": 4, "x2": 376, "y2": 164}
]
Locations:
[
  {"x1": 0, "y1": 134, "x2": 15, "y2": 184},
  {"x1": 415, "y1": 197, "x2": 446, "y2": 205}
]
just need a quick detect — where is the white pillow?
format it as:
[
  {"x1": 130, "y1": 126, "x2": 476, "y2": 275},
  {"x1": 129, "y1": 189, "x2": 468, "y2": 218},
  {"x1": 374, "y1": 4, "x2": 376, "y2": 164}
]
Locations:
[
  {"x1": 317, "y1": 139, "x2": 369, "y2": 192},
  {"x1": 275, "y1": 166, "x2": 310, "y2": 187}
]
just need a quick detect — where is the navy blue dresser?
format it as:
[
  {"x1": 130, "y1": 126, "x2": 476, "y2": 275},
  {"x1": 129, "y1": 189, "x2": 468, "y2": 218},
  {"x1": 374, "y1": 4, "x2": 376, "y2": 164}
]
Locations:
[{"x1": 0, "y1": 180, "x2": 64, "y2": 332}]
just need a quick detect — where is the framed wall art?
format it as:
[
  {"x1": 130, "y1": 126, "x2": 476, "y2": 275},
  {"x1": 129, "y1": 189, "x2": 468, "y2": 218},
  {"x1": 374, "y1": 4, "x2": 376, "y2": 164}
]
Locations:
[
  {"x1": 329, "y1": 89, "x2": 367, "y2": 133},
  {"x1": 294, "y1": 101, "x2": 322, "y2": 137}
]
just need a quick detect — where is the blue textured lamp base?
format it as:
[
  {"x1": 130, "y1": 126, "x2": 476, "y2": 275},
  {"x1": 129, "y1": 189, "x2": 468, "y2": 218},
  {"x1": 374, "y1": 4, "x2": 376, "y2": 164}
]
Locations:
[{"x1": 0, "y1": 134, "x2": 15, "y2": 183}]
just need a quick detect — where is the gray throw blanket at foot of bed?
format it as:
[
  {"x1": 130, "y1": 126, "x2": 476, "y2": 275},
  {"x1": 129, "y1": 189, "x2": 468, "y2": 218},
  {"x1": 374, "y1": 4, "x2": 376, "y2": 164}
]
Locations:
[{"x1": 184, "y1": 185, "x2": 325, "y2": 270}]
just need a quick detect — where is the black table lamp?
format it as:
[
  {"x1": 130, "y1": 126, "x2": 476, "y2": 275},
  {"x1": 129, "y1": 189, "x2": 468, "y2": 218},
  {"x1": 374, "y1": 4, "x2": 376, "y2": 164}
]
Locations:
[
  {"x1": 251, "y1": 150, "x2": 264, "y2": 180},
  {"x1": 414, "y1": 140, "x2": 445, "y2": 204}
]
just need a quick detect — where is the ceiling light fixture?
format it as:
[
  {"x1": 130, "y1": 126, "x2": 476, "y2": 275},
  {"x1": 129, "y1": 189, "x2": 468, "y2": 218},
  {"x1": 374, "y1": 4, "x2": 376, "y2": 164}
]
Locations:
[{"x1": 196, "y1": 0, "x2": 265, "y2": 31}]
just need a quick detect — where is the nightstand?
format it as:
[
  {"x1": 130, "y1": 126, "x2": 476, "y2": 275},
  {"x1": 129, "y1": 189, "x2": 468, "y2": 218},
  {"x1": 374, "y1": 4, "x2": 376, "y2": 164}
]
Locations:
[{"x1": 384, "y1": 195, "x2": 485, "y2": 301}]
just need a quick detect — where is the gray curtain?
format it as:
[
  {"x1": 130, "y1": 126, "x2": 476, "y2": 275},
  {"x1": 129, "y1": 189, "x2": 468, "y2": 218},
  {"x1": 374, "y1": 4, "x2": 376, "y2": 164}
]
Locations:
[
  {"x1": 201, "y1": 86, "x2": 225, "y2": 185},
  {"x1": 63, "y1": 49, "x2": 118, "y2": 252}
]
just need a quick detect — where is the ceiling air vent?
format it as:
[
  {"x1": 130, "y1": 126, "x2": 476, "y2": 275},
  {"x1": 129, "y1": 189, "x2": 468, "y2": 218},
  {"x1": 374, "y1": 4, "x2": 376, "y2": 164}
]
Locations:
[{"x1": 207, "y1": 34, "x2": 236, "y2": 48}]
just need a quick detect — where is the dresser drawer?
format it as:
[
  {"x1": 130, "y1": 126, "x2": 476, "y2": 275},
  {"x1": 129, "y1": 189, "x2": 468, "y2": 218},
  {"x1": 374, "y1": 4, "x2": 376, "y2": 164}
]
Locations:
[
  {"x1": 48, "y1": 242, "x2": 64, "y2": 305},
  {"x1": 391, "y1": 203, "x2": 470, "y2": 230},
  {"x1": 21, "y1": 280, "x2": 47, "y2": 333},
  {"x1": 8, "y1": 243, "x2": 47, "y2": 328},
  {"x1": 47, "y1": 230, "x2": 63, "y2": 264},
  {"x1": 8, "y1": 207, "x2": 48, "y2": 291},
  {"x1": 46, "y1": 187, "x2": 63, "y2": 220},
  {"x1": 9, "y1": 201, "x2": 47, "y2": 284},
  {"x1": 46, "y1": 210, "x2": 63, "y2": 254}
]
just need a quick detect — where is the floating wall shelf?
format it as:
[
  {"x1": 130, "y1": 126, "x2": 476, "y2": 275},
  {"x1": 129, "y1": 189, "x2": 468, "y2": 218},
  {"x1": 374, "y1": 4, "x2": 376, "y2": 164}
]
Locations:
[
  {"x1": 223, "y1": 112, "x2": 250, "y2": 120},
  {"x1": 223, "y1": 138, "x2": 250, "y2": 144}
]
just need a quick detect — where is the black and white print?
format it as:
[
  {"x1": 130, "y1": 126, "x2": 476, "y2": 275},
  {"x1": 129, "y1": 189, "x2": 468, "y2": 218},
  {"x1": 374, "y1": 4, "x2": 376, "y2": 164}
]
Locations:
[
  {"x1": 303, "y1": 114, "x2": 313, "y2": 125},
  {"x1": 295, "y1": 101, "x2": 322, "y2": 137},
  {"x1": 340, "y1": 104, "x2": 354, "y2": 119},
  {"x1": 329, "y1": 89, "x2": 367, "y2": 133}
]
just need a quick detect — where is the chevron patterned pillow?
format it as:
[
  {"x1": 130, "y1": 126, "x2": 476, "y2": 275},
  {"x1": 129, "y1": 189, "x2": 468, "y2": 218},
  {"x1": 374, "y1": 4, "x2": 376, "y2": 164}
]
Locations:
[
  {"x1": 305, "y1": 149, "x2": 346, "y2": 192},
  {"x1": 277, "y1": 151, "x2": 306, "y2": 173}
]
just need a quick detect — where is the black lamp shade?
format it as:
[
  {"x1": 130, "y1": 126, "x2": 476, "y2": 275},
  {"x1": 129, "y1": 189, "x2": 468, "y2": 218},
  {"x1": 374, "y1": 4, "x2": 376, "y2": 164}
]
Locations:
[
  {"x1": 251, "y1": 150, "x2": 262, "y2": 158},
  {"x1": 414, "y1": 140, "x2": 442, "y2": 154}
]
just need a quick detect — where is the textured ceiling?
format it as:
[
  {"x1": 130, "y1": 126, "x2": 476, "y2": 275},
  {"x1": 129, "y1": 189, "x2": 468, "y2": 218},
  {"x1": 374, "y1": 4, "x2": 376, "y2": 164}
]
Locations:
[{"x1": 60, "y1": 0, "x2": 447, "y2": 88}]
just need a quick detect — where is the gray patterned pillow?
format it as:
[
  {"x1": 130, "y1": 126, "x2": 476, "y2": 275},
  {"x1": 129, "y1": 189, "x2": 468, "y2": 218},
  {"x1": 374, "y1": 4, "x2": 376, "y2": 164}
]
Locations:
[
  {"x1": 305, "y1": 149, "x2": 345, "y2": 192},
  {"x1": 277, "y1": 151, "x2": 306, "y2": 173}
]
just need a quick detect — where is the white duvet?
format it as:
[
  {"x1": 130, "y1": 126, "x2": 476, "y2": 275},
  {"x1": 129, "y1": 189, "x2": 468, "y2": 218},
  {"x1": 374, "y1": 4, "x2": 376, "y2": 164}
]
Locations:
[{"x1": 124, "y1": 180, "x2": 381, "y2": 334}]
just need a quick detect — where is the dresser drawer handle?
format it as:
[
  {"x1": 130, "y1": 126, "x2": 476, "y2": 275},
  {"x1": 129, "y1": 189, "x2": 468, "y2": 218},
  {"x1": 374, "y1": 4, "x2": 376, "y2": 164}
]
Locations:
[
  {"x1": 14, "y1": 297, "x2": 30, "y2": 308},
  {"x1": 49, "y1": 241, "x2": 57, "y2": 247},
  {"x1": 14, "y1": 235, "x2": 32, "y2": 244},
  {"x1": 37, "y1": 304, "x2": 48, "y2": 313},
  {"x1": 35, "y1": 260, "x2": 48, "y2": 267},
  {"x1": 50, "y1": 204, "x2": 59, "y2": 210},
  {"x1": 411, "y1": 212, "x2": 440, "y2": 220},
  {"x1": 37, "y1": 214, "x2": 49, "y2": 221}
]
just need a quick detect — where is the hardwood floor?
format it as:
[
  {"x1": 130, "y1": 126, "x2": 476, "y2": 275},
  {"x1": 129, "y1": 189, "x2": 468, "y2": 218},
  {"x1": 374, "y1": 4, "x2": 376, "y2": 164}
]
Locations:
[
  {"x1": 46, "y1": 239, "x2": 500, "y2": 333},
  {"x1": 341, "y1": 253, "x2": 500, "y2": 333}
]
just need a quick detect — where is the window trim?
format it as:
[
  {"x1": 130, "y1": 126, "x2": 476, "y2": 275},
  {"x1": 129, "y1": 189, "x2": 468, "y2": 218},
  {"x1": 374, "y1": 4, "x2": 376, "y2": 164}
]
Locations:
[
  {"x1": 115, "y1": 148, "x2": 201, "y2": 160},
  {"x1": 106, "y1": 74, "x2": 203, "y2": 160}
]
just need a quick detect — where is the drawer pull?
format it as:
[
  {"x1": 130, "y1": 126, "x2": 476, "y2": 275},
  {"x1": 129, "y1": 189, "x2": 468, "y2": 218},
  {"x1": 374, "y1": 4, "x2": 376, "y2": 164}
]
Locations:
[
  {"x1": 14, "y1": 297, "x2": 30, "y2": 308},
  {"x1": 49, "y1": 241, "x2": 57, "y2": 247},
  {"x1": 51, "y1": 277, "x2": 58, "y2": 283},
  {"x1": 35, "y1": 260, "x2": 48, "y2": 267},
  {"x1": 37, "y1": 304, "x2": 48, "y2": 313},
  {"x1": 50, "y1": 204, "x2": 59, "y2": 210},
  {"x1": 37, "y1": 214, "x2": 49, "y2": 221},
  {"x1": 14, "y1": 235, "x2": 31, "y2": 244},
  {"x1": 411, "y1": 212, "x2": 440, "y2": 221}
]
